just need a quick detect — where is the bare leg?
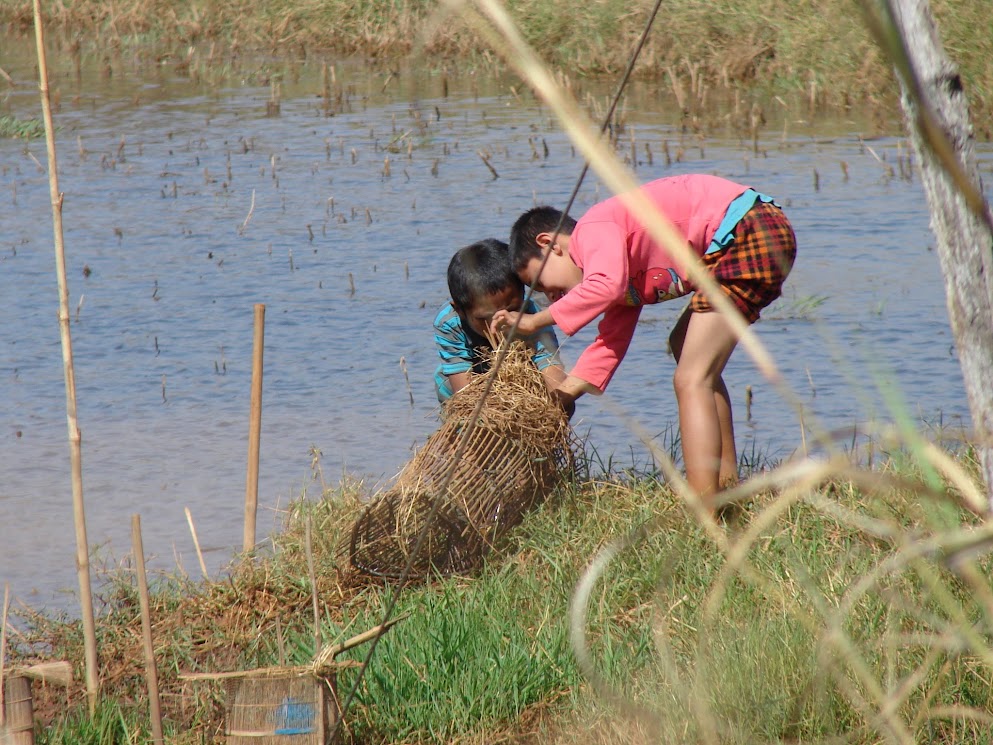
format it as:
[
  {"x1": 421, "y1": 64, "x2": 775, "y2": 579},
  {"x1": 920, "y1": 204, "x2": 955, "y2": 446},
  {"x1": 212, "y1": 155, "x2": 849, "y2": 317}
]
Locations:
[
  {"x1": 713, "y1": 376, "x2": 738, "y2": 487},
  {"x1": 669, "y1": 308, "x2": 739, "y2": 509}
]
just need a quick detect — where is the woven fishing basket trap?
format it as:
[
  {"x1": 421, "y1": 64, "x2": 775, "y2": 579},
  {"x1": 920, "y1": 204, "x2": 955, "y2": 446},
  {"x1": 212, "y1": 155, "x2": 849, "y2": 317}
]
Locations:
[
  {"x1": 223, "y1": 673, "x2": 336, "y2": 744},
  {"x1": 350, "y1": 341, "x2": 574, "y2": 579}
]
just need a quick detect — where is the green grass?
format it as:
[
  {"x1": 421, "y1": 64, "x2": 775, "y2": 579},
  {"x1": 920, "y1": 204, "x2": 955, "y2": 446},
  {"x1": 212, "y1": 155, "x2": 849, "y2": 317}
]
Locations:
[
  {"x1": 0, "y1": 114, "x2": 44, "y2": 139},
  {"x1": 11, "y1": 441, "x2": 993, "y2": 744},
  {"x1": 36, "y1": 699, "x2": 145, "y2": 745},
  {"x1": 321, "y1": 453, "x2": 993, "y2": 743},
  {"x1": 333, "y1": 580, "x2": 582, "y2": 740}
]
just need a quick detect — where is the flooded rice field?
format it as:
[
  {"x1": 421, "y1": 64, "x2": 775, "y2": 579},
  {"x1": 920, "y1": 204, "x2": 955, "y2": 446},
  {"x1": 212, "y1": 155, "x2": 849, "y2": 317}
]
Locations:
[{"x1": 2, "y1": 39, "x2": 991, "y2": 612}]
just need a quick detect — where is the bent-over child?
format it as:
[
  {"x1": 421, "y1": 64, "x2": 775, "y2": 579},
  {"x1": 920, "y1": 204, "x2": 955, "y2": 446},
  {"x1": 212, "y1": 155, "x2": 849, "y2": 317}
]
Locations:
[
  {"x1": 434, "y1": 238, "x2": 567, "y2": 404},
  {"x1": 489, "y1": 174, "x2": 796, "y2": 509}
]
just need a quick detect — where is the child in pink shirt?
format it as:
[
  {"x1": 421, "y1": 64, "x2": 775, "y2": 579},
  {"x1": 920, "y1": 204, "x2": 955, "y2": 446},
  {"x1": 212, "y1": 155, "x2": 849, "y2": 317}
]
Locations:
[{"x1": 489, "y1": 174, "x2": 796, "y2": 511}]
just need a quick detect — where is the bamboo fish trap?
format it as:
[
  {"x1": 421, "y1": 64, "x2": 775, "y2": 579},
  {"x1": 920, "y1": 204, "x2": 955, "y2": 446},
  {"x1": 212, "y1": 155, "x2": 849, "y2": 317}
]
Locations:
[
  {"x1": 178, "y1": 619, "x2": 403, "y2": 744},
  {"x1": 1, "y1": 662, "x2": 72, "y2": 745},
  {"x1": 350, "y1": 341, "x2": 574, "y2": 579}
]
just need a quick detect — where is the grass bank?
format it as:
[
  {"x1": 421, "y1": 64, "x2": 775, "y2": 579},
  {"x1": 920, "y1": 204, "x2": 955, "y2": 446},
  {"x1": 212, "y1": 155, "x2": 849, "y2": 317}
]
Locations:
[
  {"x1": 1, "y1": 0, "x2": 991, "y2": 119},
  {"x1": 10, "y1": 442, "x2": 993, "y2": 744}
]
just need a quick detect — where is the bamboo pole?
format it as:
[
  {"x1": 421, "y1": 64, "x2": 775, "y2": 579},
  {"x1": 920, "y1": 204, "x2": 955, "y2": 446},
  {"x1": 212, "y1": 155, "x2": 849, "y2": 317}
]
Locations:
[
  {"x1": 131, "y1": 515, "x2": 164, "y2": 744},
  {"x1": 32, "y1": 0, "x2": 99, "y2": 713},
  {"x1": 243, "y1": 303, "x2": 265, "y2": 552}
]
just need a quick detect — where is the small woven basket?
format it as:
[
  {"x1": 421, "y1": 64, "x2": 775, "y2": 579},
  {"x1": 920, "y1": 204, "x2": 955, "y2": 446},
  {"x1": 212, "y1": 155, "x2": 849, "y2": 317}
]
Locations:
[{"x1": 350, "y1": 342, "x2": 573, "y2": 579}]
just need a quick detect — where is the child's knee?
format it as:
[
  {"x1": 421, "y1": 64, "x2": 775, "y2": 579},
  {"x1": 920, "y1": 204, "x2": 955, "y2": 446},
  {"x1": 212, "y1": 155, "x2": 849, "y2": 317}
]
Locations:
[{"x1": 672, "y1": 364, "x2": 699, "y2": 397}]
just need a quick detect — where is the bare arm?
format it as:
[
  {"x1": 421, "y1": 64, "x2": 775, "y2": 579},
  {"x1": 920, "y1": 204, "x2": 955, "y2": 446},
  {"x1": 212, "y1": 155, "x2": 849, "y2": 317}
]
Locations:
[
  {"x1": 539, "y1": 361, "x2": 567, "y2": 393},
  {"x1": 446, "y1": 370, "x2": 473, "y2": 397},
  {"x1": 489, "y1": 307, "x2": 554, "y2": 336},
  {"x1": 547, "y1": 374, "x2": 596, "y2": 419},
  {"x1": 558, "y1": 374, "x2": 600, "y2": 398}
]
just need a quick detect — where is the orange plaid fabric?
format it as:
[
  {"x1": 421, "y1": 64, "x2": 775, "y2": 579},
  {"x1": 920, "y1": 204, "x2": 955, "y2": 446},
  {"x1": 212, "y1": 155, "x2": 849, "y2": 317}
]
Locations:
[{"x1": 689, "y1": 201, "x2": 796, "y2": 323}]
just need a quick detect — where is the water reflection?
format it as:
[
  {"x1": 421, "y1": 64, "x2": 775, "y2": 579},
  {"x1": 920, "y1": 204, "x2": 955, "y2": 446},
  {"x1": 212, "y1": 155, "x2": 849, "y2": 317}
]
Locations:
[{"x1": 0, "y1": 37, "x2": 988, "y2": 612}]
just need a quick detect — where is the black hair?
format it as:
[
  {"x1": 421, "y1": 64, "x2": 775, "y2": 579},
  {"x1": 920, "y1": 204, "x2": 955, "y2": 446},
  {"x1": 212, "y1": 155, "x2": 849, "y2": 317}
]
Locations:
[
  {"x1": 447, "y1": 238, "x2": 523, "y2": 312},
  {"x1": 508, "y1": 206, "x2": 577, "y2": 272}
]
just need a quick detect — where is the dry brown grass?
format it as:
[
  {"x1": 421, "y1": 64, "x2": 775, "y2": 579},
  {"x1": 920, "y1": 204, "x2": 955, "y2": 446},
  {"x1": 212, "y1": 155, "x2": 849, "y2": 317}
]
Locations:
[{"x1": 3, "y1": 0, "x2": 991, "y2": 118}]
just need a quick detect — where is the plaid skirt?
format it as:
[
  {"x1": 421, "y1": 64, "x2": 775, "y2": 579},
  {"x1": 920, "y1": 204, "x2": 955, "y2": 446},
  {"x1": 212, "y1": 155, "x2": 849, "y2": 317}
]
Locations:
[{"x1": 689, "y1": 201, "x2": 797, "y2": 323}]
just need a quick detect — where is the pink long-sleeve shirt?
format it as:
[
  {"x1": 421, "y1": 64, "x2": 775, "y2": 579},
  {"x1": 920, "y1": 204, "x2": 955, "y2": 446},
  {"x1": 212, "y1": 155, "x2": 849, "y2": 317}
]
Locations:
[{"x1": 549, "y1": 174, "x2": 750, "y2": 391}]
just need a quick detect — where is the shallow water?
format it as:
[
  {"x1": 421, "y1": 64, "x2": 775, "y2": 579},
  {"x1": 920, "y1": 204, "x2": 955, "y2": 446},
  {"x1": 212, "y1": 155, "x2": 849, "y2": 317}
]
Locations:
[{"x1": 1, "y1": 39, "x2": 989, "y2": 612}]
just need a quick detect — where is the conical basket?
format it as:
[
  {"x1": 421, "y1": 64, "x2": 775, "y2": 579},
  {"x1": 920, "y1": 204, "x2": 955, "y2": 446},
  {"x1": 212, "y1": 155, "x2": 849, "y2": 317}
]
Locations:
[{"x1": 350, "y1": 342, "x2": 573, "y2": 579}]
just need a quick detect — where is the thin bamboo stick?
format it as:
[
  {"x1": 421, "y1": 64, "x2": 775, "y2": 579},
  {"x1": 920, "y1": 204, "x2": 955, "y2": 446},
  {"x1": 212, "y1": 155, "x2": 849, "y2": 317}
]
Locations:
[
  {"x1": 32, "y1": 0, "x2": 99, "y2": 713},
  {"x1": 1, "y1": 582, "x2": 9, "y2": 727},
  {"x1": 244, "y1": 303, "x2": 265, "y2": 552},
  {"x1": 177, "y1": 616, "x2": 407, "y2": 682},
  {"x1": 131, "y1": 515, "x2": 164, "y2": 744},
  {"x1": 184, "y1": 507, "x2": 209, "y2": 579},
  {"x1": 305, "y1": 517, "x2": 321, "y2": 657}
]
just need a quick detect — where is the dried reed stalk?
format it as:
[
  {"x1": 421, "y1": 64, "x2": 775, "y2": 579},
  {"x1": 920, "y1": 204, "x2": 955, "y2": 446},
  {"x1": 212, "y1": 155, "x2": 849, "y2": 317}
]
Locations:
[
  {"x1": 132, "y1": 515, "x2": 164, "y2": 743},
  {"x1": 185, "y1": 507, "x2": 209, "y2": 579}
]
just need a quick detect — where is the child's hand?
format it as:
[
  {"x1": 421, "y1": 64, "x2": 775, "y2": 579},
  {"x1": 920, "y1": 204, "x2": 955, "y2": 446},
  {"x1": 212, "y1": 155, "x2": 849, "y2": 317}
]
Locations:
[
  {"x1": 552, "y1": 388, "x2": 577, "y2": 420},
  {"x1": 490, "y1": 309, "x2": 529, "y2": 335},
  {"x1": 491, "y1": 307, "x2": 554, "y2": 337}
]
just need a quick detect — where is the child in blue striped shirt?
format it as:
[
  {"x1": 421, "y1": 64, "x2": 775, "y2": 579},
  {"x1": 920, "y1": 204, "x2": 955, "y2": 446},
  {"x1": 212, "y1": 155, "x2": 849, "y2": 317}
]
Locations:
[{"x1": 434, "y1": 239, "x2": 566, "y2": 405}]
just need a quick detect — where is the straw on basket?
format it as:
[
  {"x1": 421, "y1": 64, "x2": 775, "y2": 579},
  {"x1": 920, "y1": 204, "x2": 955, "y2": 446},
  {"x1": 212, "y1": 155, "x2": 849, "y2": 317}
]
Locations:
[
  {"x1": 350, "y1": 340, "x2": 573, "y2": 579},
  {"x1": 7, "y1": 661, "x2": 73, "y2": 688}
]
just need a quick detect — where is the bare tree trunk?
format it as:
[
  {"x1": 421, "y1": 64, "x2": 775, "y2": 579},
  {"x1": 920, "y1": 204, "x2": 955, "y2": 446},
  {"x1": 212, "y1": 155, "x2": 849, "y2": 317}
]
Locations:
[{"x1": 888, "y1": 0, "x2": 993, "y2": 506}]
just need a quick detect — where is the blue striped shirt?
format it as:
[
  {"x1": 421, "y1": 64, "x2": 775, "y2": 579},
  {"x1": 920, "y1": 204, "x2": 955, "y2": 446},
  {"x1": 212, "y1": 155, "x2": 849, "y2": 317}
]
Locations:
[{"x1": 433, "y1": 298, "x2": 562, "y2": 402}]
